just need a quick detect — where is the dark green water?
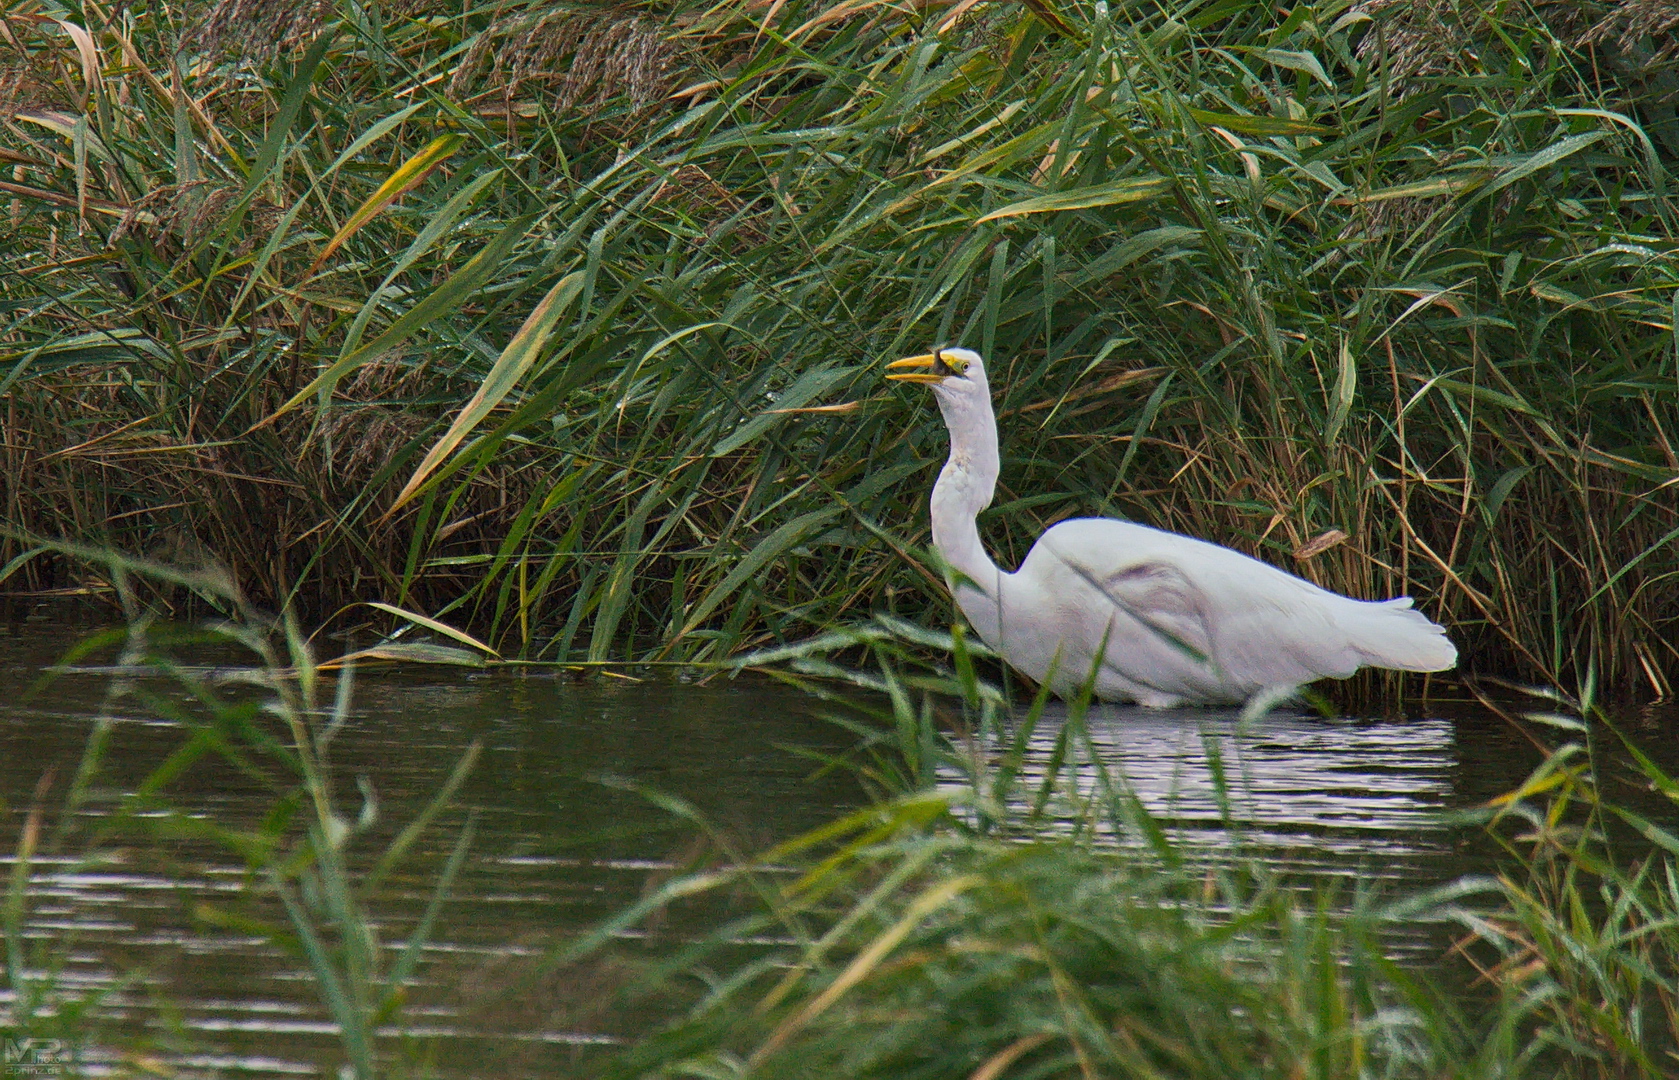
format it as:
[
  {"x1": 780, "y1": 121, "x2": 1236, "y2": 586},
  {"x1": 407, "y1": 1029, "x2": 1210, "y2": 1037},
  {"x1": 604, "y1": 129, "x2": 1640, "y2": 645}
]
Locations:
[
  {"x1": 0, "y1": 622, "x2": 873, "y2": 1076},
  {"x1": 0, "y1": 620, "x2": 1668, "y2": 1077}
]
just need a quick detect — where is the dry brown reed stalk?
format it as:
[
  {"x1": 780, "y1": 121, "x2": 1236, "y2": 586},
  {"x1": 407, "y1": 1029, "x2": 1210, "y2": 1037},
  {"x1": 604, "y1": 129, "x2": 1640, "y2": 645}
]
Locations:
[
  {"x1": 1, "y1": 382, "x2": 232, "y2": 602},
  {"x1": 1138, "y1": 424, "x2": 1384, "y2": 596},
  {"x1": 0, "y1": 348, "x2": 528, "y2": 616}
]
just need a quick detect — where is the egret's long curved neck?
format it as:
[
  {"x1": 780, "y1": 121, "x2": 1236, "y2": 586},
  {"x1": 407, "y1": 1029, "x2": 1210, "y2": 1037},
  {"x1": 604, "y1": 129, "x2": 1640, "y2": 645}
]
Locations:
[{"x1": 929, "y1": 383, "x2": 1005, "y2": 594}]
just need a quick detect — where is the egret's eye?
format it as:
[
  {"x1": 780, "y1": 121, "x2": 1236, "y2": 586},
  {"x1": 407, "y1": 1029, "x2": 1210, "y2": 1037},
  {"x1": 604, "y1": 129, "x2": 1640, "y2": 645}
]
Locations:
[{"x1": 931, "y1": 349, "x2": 969, "y2": 377}]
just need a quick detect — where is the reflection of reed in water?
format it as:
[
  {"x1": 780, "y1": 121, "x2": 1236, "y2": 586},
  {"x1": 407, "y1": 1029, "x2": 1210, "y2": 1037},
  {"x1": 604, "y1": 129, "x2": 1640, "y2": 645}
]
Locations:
[{"x1": 956, "y1": 707, "x2": 1457, "y2": 875}]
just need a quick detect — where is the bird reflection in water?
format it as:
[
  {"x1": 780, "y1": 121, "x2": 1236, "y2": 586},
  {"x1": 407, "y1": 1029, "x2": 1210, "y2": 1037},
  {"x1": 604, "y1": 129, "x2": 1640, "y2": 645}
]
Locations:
[{"x1": 945, "y1": 705, "x2": 1456, "y2": 876}]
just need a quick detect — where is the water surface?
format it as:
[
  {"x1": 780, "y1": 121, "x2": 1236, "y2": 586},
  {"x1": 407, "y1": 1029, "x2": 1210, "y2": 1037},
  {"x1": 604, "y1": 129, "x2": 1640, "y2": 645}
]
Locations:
[{"x1": 0, "y1": 619, "x2": 1659, "y2": 1077}]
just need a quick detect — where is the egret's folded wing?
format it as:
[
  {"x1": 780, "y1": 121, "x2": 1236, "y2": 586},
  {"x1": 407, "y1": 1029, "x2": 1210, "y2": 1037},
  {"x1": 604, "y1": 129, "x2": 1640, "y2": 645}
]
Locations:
[
  {"x1": 1035, "y1": 519, "x2": 1381, "y2": 691},
  {"x1": 1217, "y1": 602, "x2": 1362, "y2": 683},
  {"x1": 1056, "y1": 540, "x2": 1360, "y2": 687},
  {"x1": 1058, "y1": 555, "x2": 1214, "y2": 665}
]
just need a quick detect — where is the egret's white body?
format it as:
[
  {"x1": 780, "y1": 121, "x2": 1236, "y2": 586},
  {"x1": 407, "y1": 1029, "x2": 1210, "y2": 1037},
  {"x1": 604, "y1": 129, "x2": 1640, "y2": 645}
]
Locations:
[{"x1": 887, "y1": 348, "x2": 1457, "y2": 707}]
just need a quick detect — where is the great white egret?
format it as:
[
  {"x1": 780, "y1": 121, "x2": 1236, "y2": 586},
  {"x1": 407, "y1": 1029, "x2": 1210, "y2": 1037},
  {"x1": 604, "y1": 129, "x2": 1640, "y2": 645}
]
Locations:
[{"x1": 887, "y1": 347, "x2": 1457, "y2": 707}]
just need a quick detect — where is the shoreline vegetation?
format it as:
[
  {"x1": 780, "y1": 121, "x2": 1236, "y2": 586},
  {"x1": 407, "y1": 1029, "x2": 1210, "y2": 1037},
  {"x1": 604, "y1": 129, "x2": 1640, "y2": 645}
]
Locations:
[
  {"x1": 4, "y1": 597, "x2": 1679, "y2": 1078},
  {"x1": 0, "y1": 0, "x2": 1674, "y2": 703}
]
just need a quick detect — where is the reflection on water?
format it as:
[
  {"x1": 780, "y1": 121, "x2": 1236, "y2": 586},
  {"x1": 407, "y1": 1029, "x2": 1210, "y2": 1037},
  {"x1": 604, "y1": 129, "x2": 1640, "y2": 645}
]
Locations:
[
  {"x1": 973, "y1": 706, "x2": 1459, "y2": 873},
  {"x1": 0, "y1": 620, "x2": 1644, "y2": 1077}
]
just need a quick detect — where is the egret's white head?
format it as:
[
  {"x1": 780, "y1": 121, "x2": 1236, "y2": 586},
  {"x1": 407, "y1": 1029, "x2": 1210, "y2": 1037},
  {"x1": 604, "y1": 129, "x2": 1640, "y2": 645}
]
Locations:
[
  {"x1": 885, "y1": 345, "x2": 1001, "y2": 531},
  {"x1": 884, "y1": 346, "x2": 991, "y2": 426}
]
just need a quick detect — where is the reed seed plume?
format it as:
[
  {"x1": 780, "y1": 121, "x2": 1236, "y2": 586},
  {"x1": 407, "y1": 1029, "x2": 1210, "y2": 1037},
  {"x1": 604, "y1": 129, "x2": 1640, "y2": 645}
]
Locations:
[
  {"x1": 0, "y1": 60, "x2": 67, "y2": 118},
  {"x1": 106, "y1": 181, "x2": 272, "y2": 254},
  {"x1": 1352, "y1": 0, "x2": 1495, "y2": 83},
  {"x1": 653, "y1": 162, "x2": 775, "y2": 249},
  {"x1": 186, "y1": 0, "x2": 335, "y2": 60},
  {"x1": 0, "y1": 8, "x2": 78, "y2": 116},
  {"x1": 185, "y1": 0, "x2": 441, "y2": 61},
  {"x1": 449, "y1": 7, "x2": 680, "y2": 124},
  {"x1": 1580, "y1": 0, "x2": 1679, "y2": 63}
]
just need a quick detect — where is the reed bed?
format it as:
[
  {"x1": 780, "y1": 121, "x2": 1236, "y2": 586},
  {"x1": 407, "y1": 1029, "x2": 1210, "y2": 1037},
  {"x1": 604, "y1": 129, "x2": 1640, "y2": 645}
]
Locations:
[{"x1": 1, "y1": 0, "x2": 1675, "y2": 699}]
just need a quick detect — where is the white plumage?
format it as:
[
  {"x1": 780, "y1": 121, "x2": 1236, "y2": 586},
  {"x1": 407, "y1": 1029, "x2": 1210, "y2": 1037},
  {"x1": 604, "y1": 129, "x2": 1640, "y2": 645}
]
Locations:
[{"x1": 887, "y1": 347, "x2": 1457, "y2": 707}]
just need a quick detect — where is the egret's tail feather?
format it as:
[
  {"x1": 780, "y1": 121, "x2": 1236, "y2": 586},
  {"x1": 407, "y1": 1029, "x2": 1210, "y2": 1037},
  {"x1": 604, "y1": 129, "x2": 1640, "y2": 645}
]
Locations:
[{"x1": 1346, "y1": 597, "x2": 1458, "y2": 672}]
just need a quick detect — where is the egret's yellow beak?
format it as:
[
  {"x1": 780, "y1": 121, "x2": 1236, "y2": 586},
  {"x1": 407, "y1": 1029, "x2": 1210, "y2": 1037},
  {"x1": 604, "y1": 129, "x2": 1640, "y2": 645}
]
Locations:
[{"x1": 885, "y1": 353, "x2": 949, "y2": 384}]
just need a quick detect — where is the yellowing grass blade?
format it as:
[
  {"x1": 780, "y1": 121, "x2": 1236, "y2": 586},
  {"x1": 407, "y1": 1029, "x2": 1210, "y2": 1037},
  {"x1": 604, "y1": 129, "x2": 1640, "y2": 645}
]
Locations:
[
  {"x1": 750, "y1": 873, "x2": 984, "y2": 1064},
  {"x1": 385, "y1": 271, "x2": 586, "y2": 517},
  {"x1": 320, "y1": 642, "x2": 486, "y2": 669},
  {"x1": 1185, "y1": 107, "x2": 1332, "y2": 136},
  {"x1": 361, "y1": 601, "x2": 500, "y2": 658},
  {"x1": 789, "y1": 0, "x2": 894, "y2": 39},
  {"x1": 766, "y1": 400, "x2": 863, "y2": 414},
  {"x1": 308, "y1": 133, "x2": 463, "y2": 276},
  {"x1": 43, "y1": 18, "x2": 101, "y2": 90},
  {"x1": 1336, "y1": 177, "x2": 1477, "y2": 204},
  {"x1": 976, "y1": 176, "x2": 1172, "y2": 222},
  {"x1": 256, "y1": 211, "x2": 536, "y2": 428}
]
